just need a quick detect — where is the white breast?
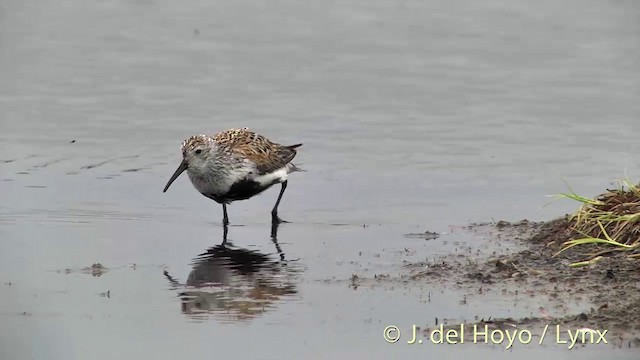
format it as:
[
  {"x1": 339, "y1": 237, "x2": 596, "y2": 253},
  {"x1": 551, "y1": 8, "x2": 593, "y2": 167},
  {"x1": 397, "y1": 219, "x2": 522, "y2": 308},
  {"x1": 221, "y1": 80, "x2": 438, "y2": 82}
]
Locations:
[{"x1": 187, "y1": 166, "x2": 253, "y2": 196}]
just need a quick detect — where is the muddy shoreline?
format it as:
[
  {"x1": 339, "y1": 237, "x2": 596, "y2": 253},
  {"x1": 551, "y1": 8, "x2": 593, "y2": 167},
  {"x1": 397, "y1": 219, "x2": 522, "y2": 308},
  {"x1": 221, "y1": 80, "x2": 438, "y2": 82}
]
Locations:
[{"x1": 354, "y1": 217, "x2": 640, "y2": 348}]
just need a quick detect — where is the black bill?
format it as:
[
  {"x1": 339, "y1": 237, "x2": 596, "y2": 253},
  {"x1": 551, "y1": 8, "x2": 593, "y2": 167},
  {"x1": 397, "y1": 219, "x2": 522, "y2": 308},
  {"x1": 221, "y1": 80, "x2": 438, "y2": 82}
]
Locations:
[{"x1": 163, "y1": 160, "x2": 188, "y2": 192}]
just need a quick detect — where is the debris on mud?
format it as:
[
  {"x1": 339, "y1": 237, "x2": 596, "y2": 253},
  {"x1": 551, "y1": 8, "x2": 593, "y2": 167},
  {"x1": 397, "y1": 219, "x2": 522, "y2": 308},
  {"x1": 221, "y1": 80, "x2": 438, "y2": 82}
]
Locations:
[
  {"x1": 349, "y1": 274, "x2": 361, "y2": 290},
  {"x1": 404, "y1": 230, "x2": 441, "y2": 240},
  {"x1": 57, "y1": 263, "x2": 108, "y2": 277},
  {"x1": 81, "y1": 263, "x2": 107, "y2": 276}
]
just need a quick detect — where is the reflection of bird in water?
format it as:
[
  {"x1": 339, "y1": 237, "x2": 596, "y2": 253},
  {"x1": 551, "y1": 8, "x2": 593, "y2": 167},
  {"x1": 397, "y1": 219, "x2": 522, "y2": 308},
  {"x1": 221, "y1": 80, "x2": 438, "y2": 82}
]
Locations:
[{"x1": 164, "y1": 222, "x2": 299, "y2": 321}]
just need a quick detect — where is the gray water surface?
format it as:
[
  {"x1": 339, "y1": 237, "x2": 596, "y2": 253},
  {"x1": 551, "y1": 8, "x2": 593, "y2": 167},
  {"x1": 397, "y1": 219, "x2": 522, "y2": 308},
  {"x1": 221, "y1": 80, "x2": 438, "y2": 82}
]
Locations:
[{"x1": 1, "y1": 0, "x2": 639, "y2": 359}]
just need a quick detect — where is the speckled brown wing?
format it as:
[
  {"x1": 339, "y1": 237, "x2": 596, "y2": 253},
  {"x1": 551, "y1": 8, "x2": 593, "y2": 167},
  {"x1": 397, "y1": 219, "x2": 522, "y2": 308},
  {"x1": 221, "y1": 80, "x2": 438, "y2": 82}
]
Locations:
[{"x1": 214, "y1": 128, "x2": 302, "y2": 175}]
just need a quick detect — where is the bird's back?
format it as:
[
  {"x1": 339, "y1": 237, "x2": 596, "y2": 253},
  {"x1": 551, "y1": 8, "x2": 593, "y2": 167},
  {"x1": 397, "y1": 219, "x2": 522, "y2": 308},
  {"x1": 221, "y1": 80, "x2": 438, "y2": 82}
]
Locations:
[{"x1": 214, "y1": 128, "x2": 302, "y2": 175}]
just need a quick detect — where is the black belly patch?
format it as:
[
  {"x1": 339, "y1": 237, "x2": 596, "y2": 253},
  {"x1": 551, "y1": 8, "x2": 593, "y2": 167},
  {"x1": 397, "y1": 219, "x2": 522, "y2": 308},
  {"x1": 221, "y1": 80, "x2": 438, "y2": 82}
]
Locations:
[{"x1": 205, "y1": 179, "x2": 277, "y2": 204}]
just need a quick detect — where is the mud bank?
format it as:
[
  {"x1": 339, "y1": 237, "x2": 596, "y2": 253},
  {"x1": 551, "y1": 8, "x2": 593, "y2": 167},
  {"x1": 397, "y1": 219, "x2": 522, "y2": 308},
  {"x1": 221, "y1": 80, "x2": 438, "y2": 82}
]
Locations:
[{"x1": 355, "y1": 218, "x2": 640, "y2": 348}]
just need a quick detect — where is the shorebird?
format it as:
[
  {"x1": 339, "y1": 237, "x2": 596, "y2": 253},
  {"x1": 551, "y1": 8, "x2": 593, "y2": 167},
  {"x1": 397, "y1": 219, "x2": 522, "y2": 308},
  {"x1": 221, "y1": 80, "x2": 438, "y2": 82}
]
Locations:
[{"x1": 163, "y1": 128, "x2": 303, "y2": 225}]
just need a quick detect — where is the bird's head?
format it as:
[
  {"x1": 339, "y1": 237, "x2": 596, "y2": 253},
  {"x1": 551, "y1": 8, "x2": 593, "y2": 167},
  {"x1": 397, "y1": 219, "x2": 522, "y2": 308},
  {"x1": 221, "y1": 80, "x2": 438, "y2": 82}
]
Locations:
[{"x1": 163, "y1": 134, "x2": 216, "y2": 192}]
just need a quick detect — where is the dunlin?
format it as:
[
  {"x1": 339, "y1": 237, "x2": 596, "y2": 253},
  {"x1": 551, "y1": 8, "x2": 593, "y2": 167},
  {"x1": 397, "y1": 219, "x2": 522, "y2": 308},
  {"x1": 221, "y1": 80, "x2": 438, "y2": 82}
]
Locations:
[{"x1": 163, "y1": 128, "x2": 303, "y2": 225}]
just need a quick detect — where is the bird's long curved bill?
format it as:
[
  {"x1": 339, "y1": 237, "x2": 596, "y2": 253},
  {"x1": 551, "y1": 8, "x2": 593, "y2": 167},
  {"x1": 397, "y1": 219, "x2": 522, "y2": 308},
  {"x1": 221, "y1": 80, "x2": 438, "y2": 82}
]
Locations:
[{"x1": 163, "y1": 160, "x2": 188, "y2": 192}]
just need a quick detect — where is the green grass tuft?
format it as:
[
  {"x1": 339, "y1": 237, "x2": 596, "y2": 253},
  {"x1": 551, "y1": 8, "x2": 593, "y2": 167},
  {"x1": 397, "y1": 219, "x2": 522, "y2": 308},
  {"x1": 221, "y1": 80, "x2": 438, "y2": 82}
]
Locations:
[{"x1": 551, "y1": 178, "x2": 640, "y2": 266}]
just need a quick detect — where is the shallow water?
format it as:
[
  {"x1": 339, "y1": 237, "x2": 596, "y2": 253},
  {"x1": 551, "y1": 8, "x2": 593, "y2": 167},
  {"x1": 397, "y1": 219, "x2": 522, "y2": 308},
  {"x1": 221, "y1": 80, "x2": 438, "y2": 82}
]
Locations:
[{"x1": 1, "y1": 0, "x2": 640, "y2": 359}]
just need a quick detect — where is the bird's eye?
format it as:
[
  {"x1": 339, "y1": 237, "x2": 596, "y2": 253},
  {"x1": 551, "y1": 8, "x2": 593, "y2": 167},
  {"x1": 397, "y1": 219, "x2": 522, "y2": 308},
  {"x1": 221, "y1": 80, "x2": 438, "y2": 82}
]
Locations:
[{"x1": 195, "y1": 149, "x2": 202, "y2": 155}]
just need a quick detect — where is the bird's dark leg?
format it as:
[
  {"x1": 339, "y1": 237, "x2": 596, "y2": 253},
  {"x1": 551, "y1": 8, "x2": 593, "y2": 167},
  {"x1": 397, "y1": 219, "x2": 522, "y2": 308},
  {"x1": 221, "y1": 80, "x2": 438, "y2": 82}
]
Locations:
[
  {"x1": 271, "y1": 221, "x2": 285, "y2": 261},
  {"x1": 222, "y1": 204, "x2": 229, "y2": 226},
  {"x1": 222, "y1": 223, "x2": 229, "y2": 245},
  {"x1": 271, "y1": 180, "x2": 289, "y2": 223}
]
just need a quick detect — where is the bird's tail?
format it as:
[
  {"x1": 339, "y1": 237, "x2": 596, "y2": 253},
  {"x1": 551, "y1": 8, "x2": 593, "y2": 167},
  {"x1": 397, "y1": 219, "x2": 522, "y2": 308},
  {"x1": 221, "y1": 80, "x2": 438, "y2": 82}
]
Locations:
[
  {"x1": 287, "y1": 163, "x2": 306, "y2": 173},
  {"x1": 286, "y1": 143, "x2": 304, "y2": 173}
]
